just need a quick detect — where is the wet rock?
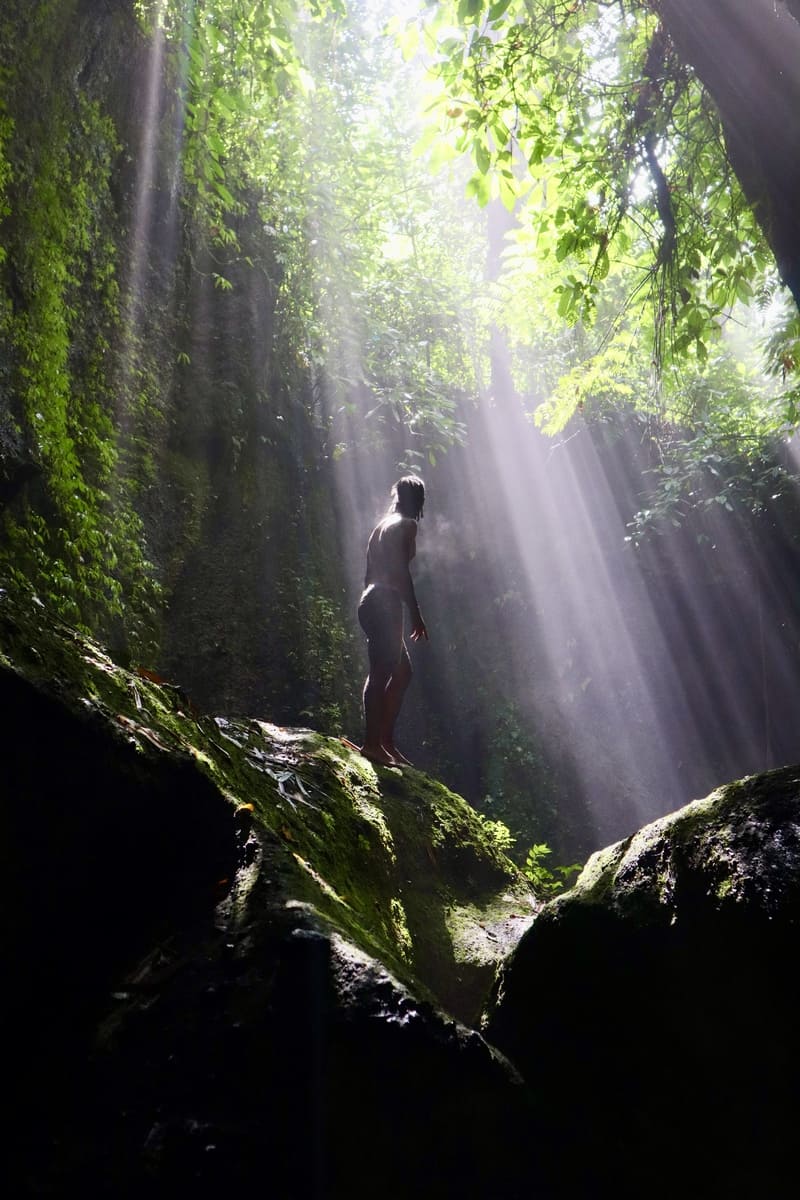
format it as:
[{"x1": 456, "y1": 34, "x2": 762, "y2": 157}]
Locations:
[
  {"x1": 486, "y1": 769, "x2": 800, "y2": 1198},
  {"x1": 0, "y1": 582, "x2": 536, "y2": 1198},
  {"x1": 73, "y1": 904, "x2": 532, "y2": 1199}
]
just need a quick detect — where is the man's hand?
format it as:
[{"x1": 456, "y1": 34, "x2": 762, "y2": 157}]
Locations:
[{"x1": 410, "y1": 615, "x2": 429, "y2": 643}]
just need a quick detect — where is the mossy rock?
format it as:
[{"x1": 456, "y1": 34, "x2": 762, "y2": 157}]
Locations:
[
  {"x1": 487, "y1": 768, "x2": 800, "y2": 1199},
  {"x1": 1, "y1": 578, "x2": 539, "y2": 1198}
]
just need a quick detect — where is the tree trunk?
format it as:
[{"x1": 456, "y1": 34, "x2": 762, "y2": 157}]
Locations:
[{"x1": 655, "y1": 0, "x2": 800, "y2": 309}]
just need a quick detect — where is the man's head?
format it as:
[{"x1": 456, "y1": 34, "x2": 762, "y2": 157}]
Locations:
[{"x1": 392, "y1": 475, "x2": 425, "y2": 521}]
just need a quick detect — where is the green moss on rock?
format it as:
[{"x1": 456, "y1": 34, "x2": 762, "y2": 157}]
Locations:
[
  {"x1": 562, "y1": 768, "x2": 800, "y2": 926},
  {"x1": 0, "y1": 577, "x2": 535, "y2": 1023}
]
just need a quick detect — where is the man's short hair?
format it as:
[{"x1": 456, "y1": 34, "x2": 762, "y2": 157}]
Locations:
[{"x1": 392, "y1": 475, "x2": 425, "y2": 520}]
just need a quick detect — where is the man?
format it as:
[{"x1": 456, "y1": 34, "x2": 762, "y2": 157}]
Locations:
[{"x1": 358, "y1": 476, "x2": 428, "y2": 767}]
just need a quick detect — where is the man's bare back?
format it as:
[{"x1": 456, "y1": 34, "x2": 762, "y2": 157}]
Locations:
[
  {"x1": 364, "y1": 513, "x2": 417, "y2": 594},
  {"x1": 358, "y1": 478, "x2": 428, "y2": 767}
]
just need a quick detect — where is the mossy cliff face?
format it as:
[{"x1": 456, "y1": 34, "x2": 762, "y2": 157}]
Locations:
[
  {"x1": 0, "y1": 2, "x2": 361, "y2": 731},
  {"x1": 1, "y1": 581, "x2": 537, "y2": 1198},
  {"x1": 487, "y1": 770, "x2": 800, "y2": 1199}
]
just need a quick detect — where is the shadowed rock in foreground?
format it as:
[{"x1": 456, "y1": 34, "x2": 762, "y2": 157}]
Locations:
[
  {"x1": 0, "y1": 583, "x2": 535, "y2": 1199},
  {"x1": 4, "y1": 578, "x2": 800, "y2": 1198},
  {"x1": 487, "y1": 770, "x2": 800, "y2": 1198}
]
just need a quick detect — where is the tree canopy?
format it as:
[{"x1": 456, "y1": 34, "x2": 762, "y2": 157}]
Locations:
[
  {"x1": 416, "y1": 1, "x2": 799, "y2": 364},
  {"x1": 128, "y1": 0, "x2": 800, "y2": 454},
  {"x1": 397, "y1": 0, "x2": 800, "y2": 522}
]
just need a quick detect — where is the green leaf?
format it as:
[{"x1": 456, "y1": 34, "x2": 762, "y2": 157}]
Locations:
[
  {"x1": 474, "y1": 139, "x2": 491, "y2": 175},
  {"x1": 556, "y1": 286, "x2": 573, "y2": 318},
  {"x1": 594, "y1": 250, "x2": 609, "y2": 280},
  {"x1": 488, "y1": 0, "x2": 514, "y2": 21},
  {"x1": 213, "y1": 181, "x2": 236, "y2": 208},
  {"x1": 499, "y1": 174, "x2": 517, "y2": 212},
  {"x1": 555, "y1": 232, "x2": 575, "y2": 262},
  {"x1": 465, "y1": 171, "x2": 491, "y2": 207},
  {"x1": 458, "y1": 0, "x2": 484, "y2": 21}
]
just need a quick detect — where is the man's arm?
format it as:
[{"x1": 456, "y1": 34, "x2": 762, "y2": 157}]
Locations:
[{"x1": 399, "y1": 520, "x2": 428, "y2": 642}]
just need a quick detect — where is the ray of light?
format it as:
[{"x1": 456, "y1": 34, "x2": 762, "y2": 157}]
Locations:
[{"x1": 142, "y1": 0, "x2": 800, "y2": 857}]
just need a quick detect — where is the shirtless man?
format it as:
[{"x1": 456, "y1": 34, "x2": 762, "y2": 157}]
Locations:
[{"x1": 358, "y1": 476, "x2": 428, "y2": 767}]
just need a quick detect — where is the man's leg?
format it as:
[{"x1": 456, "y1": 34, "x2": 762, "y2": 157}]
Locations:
[
  {"x1": 358, "y1": 586, "x2": 404, "y2": 766},
  {"x1": 380, "y1": 645, "x2": 412, "y2": 765},
  {"x1": 361, "y1": 657, "x2": 395, "y2": 765}
]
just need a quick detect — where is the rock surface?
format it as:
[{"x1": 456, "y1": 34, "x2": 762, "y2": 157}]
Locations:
[
  {"x1": 0, "y1": 582, "x2": 536, "y2": 1198},
  {"x1": 487, "y1": 772, "x2": 800, "y2": 1198},
  {"x1": 6, "y1": 574, "x2": 800, "y2": 1198}
]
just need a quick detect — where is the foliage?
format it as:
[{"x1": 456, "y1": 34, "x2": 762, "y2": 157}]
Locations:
[
  {"x1": 761, "y1": 297, "x2": 800, "y2": 423},
  {"x1": 522, "y1": 842, "x2": 582, "y2": 897},
  {"x1": 161, "y1": 0, "x2": 325, "y2": 240},
  {"x1": 0, "y1": 7, "x2": 159, "y2": 651},
  {"x1": 280, "y1": 566, "x2": 361, "y2": 731},
  {"x1": 257, "y1": 0, "x2": 486, "y2": 461},
  {"x1": 133, "y1": 0, "x2": 488, "y2": 463},
  {"x1": 625, "y1": 396, "x2": 795, "y2": 543},
  {"x1": 417, "y1": 0, "x2": 778, "y2": 373},
  {"x1": 470, "y1": 815, "x2": 586, "y2": 901},
  {"x1": 389, "y1": 0, "x2": 800, "y2": 546},
  {"x1": 474, "y1": 811, "x2": 516, "y2": 853},
  {"x1": 477, "y1": 699, "x2": 566, "y2": 846},
  {"x1": 0, "y1": 0, "x2": 485, "y2": 664}
]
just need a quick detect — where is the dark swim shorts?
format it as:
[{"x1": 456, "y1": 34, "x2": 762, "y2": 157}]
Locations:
[{"x1": 358, "y1": 584, "x2": 404, "y2": 668}]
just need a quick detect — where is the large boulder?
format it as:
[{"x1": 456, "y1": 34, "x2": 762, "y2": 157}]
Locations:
[
  {"x1": 0, "y1": 581, "x2": 538, "y2": 1198},
  {"x1": 486, "y1": 771, "x2": 800, "y2": 1198}
]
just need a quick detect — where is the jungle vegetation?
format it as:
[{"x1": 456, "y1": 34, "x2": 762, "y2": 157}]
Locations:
[{"x1": 1, "y1": 0, "x2": 800, "y2": 858}]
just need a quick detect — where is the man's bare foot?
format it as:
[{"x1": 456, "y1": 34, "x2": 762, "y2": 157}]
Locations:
[
  {"x1": 360, "y1": 744, "x2": 397, "y2": 767},
  {"x1": 384, "y1": 744, "x2": 413, "y2": 766}
]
